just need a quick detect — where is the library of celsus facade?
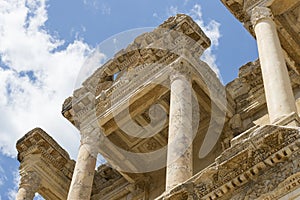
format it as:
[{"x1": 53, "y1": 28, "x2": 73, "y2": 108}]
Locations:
[{"x1": 15, "y1": 0, "x2": 300, "y2": 199}]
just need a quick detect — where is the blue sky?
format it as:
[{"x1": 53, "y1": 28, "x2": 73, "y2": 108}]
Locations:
[{"x1": 0, "y1": 0, "x2": 257, "y2": 199}]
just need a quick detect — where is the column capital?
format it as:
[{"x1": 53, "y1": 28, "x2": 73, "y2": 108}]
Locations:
[
  {"x1": 251, "y1": 6, "x2": 274, "y2": 27},
  {"x1": 251, "y1": 5, "x2": 298, "y2": 124},
  {"x1": 169, "y1": 59, "x2": 191, "y2": 83},
  {"x1": 17, "y1": 171, "x2": 40, "y2": 200},
  {"x1": 19, "y1": 171, "x2": 40, "y2": 189},
  {"x1": 80, "y1": 126, "x2": 102, "y2": 158},
  {"x1": 166, "y1": 58, "x2": 193, "y2": 191}
]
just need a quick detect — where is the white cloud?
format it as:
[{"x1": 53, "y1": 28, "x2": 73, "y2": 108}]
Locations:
[
  {"x1": 7, "y1": 187, "x2": 17, "y2": 200},
  {"x1": 83, "y1": 0, "x2": 111, "y2": 15},
  {"x1": 101, "y1": 4, "x2": 111, "y2": 15},
  {"x1": 0, "y1": 0, "x2": 94, "y2": 159},
  {"x1": 190, "y1": 4, "x2": 221, "y2": 47},
  {"x1": 7, "y1": 170, "x2": 19, "y2": 200},
  {"x1": 189, "y1": 4, "x2": 222, "y2": 80},
  {"x1": 0, "y1": 165, "x2": 7, "y2": 187},
  {"x1": 166, "y1": 6, "x2": 178, "y2": 17},
  {"x1": 0, "y1": 0, "x2": 222, "y2": 162},
  {"x1": 184, "y1": 0, "x2": 190, "y2": 6}
]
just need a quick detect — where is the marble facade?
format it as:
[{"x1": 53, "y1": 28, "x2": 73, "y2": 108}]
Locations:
[{"x1": 16, "y1": 0, "x2": 300, "y2": 199}]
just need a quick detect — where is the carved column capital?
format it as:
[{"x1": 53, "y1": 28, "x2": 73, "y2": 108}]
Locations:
[
  {"x1": 251, "y1": 5, "x2": 297, "y2": 123},
  {"x1": 166, "y1": 58, "x2": 193, "y2": 191},
  {"x1": 19, "y1": 171, "x2": 40, "y2": 189},
  {"x1": 251, "y1": 6, "x2": 274, "y2": 27},
  {"x1": 169, "y1": 60, "x2": 191, "y2": 83},
  {"x1": 17, "y1": 171, "x2": 40, "y2": 200},
  {"x1": 80, "y1": 125, "x2": 102, "y2": 158}
]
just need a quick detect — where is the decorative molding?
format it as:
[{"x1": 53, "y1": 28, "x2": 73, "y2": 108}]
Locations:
[
  {"x1": 64, "y1": 14, "x2": 213, "y2": 125},
  {"x1": 156, "y1": 125, "x2": 300, "y2": 200},
  {"x1": 80, "y1": 127, "x2": 101, "y2": 157},
  {"x1": 17, "y1": 128, "x2": 71, "y2": 162},
  {"x1": 244, "y1": 0, "x2": 272, "y2": 13},
  {"x1": 251, "y1": 6, "x2": 274, "y2": 27},
  {"x1": 19, "y1": 171, "x2": 40, "y2": 191},
  {"x1": 169, "y1": 59, "x2": 192, "y2": 83},
  {"x1": 16, "y1": 128, "x2": 74, "y2": 200}
]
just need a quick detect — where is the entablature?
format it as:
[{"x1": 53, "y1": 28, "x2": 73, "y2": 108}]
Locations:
[{"x1": 16, "y1": 128, "x2": 75, "y2": 200}]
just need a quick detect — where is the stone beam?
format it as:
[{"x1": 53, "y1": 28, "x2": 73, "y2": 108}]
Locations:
[
  {"x1": 270, "y1": 0, "x2": 299, "y2": 15},
  {"x1": 16, "y1": 128, "x2": 75, "y2": 200}
]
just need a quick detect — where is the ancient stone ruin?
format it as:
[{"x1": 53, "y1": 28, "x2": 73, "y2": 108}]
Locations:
[{"x1": 16, "y1": 0, "x2": 300, "y2": 199}]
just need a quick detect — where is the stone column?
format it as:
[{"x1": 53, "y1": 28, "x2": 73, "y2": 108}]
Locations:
[
  {"x1": 251, "y1": 7, "x2": 297, "y2": 124},
  {"x1": 166, "y1": 62, "x2": 193, "y2": 191},
  {"x1": 67, "y1": 129, "x2": 99, "y2": 200},
  {"x1": 16, "y1": 171, "x2": 40, "y2": 200}
]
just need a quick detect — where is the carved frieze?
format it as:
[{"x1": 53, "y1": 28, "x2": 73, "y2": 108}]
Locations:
[
  {"x1": 16, "y1": 128, "x2": 75, "y2": 200},
  {"x1": 156, "y1": 125, "x2": 300, "y2": 200}
]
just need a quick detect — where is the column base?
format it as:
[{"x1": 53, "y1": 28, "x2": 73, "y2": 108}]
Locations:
[{"x1": 273, "y1": 112, "x2": 300, "y2": 127}]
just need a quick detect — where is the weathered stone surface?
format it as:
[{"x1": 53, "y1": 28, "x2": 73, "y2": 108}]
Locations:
[
  {"x1": 166, "y1": 60, "x2": 193, "y2": 191},
  {"x1": 251, "y1": 6, "x2": 298, "y2": 125},
  {"x1": 226, "y1": 59, "x2": 300, "y2": 135},
  {"x1": 16, "y1": 171, "x2": 40, "y2": 200},
  {"x1": 16, "y1": 128, "x2": 75, "y2": 200},
  {"x1": 156, "y1": 125, "x2": 300, "y2": 200},
  {"x1": 61, "y1": 13, "x2": 229, "y2": 180},
  {"x1": 16, "y1": 2, "x2": 300, "y2": 200},
  {"x1": 220, "y1": 0, "x2": 300, "y2": 74},
  {"x1": 66, "y1": 144, "x2": 97, "y2": 200}
]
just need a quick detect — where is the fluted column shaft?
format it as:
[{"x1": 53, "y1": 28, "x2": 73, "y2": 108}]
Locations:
[
  {"x1": 166, "y1": 64, "x2": 193, "y2": 191},
  {"x1": 16, "y1": 171, "x2": 40, "y2": 200},
  {"x1": 251, "y1": 7, "x2": 297, "y2": 124}
]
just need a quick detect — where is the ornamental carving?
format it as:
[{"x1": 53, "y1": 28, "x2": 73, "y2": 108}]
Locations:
[
  {"x1": 157, "y1": 125, "x2": 300, "y2": 200},
  {"x1": 169, "y1": 59, "x2": 192, "y2": 83},
  {"x1": 19, "y1": 171, "x2": 40, "y2": 190},
  {"x1": 251, "y1": 6, "x2": 274, "y2": 26}
]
